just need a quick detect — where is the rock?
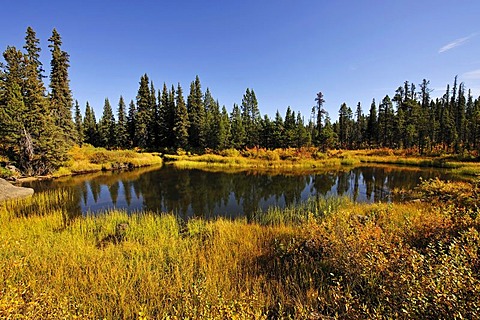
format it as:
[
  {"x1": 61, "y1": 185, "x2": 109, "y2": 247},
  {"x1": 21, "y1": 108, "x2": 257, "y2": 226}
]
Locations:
[{"x1": 0, "y1": 178, "x2": 34, "y2": 201}]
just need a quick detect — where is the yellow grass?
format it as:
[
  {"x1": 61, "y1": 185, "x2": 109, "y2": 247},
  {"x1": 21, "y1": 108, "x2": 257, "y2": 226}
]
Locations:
[
  {"x1": 1, "y1": 179, "x2": 480, "y2": 318},
  {"x1": 54, "y1": 145, "x2": 162, "y2": 177}
]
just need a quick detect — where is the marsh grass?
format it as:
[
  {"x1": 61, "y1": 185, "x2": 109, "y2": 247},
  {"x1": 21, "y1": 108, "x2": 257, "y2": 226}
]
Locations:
[
  {"x1": 1, "y1": 180, "x2": 480, "y2": 318},
  {"x1": 55, "y1": 145, "x2": 162, "y2": 177}
]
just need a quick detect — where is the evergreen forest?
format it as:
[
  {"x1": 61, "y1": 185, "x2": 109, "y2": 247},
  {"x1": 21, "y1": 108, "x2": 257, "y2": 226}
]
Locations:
[{"x1": 2, "y1": 28, "x2": 480, "y2": 175}]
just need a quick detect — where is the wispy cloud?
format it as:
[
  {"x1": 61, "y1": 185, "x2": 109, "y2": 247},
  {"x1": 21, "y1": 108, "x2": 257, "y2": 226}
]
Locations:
[
  {"x1": 463, "y1": 69, "x2": 480, "y2": 80},
  {"x1": 439, "y1": 33, "x2": 477, "y2": 53}
]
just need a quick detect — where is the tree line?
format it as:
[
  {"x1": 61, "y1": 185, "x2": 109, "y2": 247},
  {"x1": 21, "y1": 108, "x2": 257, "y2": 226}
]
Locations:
[{"x1": 2, "y1": 27, "x2": 480, "y2": 175}]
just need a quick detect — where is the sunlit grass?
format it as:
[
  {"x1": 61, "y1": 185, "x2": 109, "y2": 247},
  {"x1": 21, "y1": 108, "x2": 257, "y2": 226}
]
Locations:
[
  {"x1": 1, "y1": 180, "x2": 480, "y2": 318},
  {"x1": 54, "y1": 145, "x2": 162, "y2": 177}
]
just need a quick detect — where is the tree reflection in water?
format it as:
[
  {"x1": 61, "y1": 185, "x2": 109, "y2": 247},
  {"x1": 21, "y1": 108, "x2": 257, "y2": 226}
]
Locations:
[{"x1": 23, "y1": 165, "x2": 457, "y2": 219}]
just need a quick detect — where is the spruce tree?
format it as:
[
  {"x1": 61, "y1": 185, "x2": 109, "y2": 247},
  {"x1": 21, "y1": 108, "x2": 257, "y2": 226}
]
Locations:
[
  {"x1": 241, "y1": 88, "x2": 261, "y2": 147},
  {"x1": 99, "y1": 98, "x2": 116, "y2": 149},
  {"x1": 230, "y1": 103, "x2": 245, "y2": 149},
  {"x1": 366, "y1": 99, "x2": 378, "y2": 147},
  {"x1": 187, "y1": 75, "x2": 206, "y2": 149},
  {"x1": 48, "y1": 28, "x2": 76, "y2": 145},
  {"x1": 74, "y1": 100, "x2": 83, "y2": 145},
  {"x1": 83, "y1": 102, "x2": 98, "y2": 146},
  {"x1": 127, "y1": 100, "x2": 136, "y2": 148},
  {"x1": 135, "y1": 74, "x2": 151, "y2": 149},
  {"x1": 0, "y1": 47, "x2": 27, "y2": 164},
  {"x1": 22, "y1": 27, "x2": 65, "y2": 174},
  {"x1": 219, "y1": 106, "x2": 231, "y2": 149},
  {"x1": 116, "y1": 96, "x2": 129, "y2": 149},
  {"x1": 173, "y1": 83, "x2": 189, "y2": 149}
]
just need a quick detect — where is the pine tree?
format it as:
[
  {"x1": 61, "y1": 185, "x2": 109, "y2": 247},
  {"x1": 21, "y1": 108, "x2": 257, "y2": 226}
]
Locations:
[
  {"x1": 116, "y1": 96, "x2": 129, "y2": 149},
  {"x1": 48, "y1": 28, "x2": 76, "y2": 145},
  {"x1": 98, "y1": 98, "x2": 116, "y2": 149},
  {"x1": 273, "y1": 110, "x2": 284, "y2": 148},
  {"x1": 173, "y1": 83, "x2": 189, "y2": 149},
  {"x1": 187, "y1": 75, "x2": 206, "y2": 149}
]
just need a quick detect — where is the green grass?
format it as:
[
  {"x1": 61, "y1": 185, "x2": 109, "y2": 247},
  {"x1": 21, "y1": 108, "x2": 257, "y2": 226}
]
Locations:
[{"x1": 1, "y1": 180, "x2": 480, "y2": 318}]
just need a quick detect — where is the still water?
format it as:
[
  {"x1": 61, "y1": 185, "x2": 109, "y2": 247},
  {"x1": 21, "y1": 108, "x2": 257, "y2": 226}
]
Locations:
[{"x1": 23, "y1": 165, "x2": 457, "y2": 219}]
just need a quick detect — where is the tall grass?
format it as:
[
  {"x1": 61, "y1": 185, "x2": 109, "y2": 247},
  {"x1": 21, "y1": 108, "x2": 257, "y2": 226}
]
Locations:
[
  {"x1": 55, "y1": 145, "x2": 162, "y2": 177},
  {"x1": 1, "y1": 180, "x2": 480, "y2": 318}
]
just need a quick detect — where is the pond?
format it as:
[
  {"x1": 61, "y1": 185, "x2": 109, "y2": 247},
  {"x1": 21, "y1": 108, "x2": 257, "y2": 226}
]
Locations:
[{"x1": 22, "y1": 165, "x2": 458, "y2": 219}]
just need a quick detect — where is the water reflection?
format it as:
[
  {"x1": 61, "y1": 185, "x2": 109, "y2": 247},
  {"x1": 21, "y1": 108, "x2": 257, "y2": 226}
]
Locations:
[{"x1": 24, "y1": 165, "x2": 457, "y2": 219}]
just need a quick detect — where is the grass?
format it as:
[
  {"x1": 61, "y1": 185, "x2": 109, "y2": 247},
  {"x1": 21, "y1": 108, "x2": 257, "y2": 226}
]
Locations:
[
  {"x1": 53, "y1": 145, "x2": 162, "y2": 177},
  {"x1": 1, "y1": 179, "x2": 480, "y2": 318},
  {"x1": 163, "y1": 147, "x2": 480, "y2": 178}
]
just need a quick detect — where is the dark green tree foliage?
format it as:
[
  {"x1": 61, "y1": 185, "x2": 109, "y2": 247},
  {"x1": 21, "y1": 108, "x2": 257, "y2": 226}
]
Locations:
[
  {"x1": 204, "y1": 89, "x2": 222, "y2": 150},
  {"x1": 83, "y1": 102, "x2": 98, "y2": 146},
  {"x1": 116, "y1": 96, "x2": 129, "y2": 149},
  {"x1": 366, "y1": 99, "x2": 378, "y2": 147},
  {"x1": 135, "y1": 74, "x2": 152, "y2": 149},
  {"x1": 158, "y1": 83, "x2": 174, "y2": 149},
  {"x1": 187, "y1": 75, "x2": 206, "y2": 149},
  {"x1": 0, "y1": 28, "x2": 67, "y2": 175},
  {"x1": 48, "y1": 29, "x2": 76, "y2": 145},
  {"x1": 314, "y1": 91, "x2": 326, "y2": 146},
  {"x1": 219, "y1": 106, "x2": 231, "y2": 149},
  {"x1": 377, "y1": 95, "x2": 395, "y2": 147},
  {"x1": 127, "y1": 99, "x2": 136, "y2": 148},
  {"x1": 0, "y1": 47, "x2": 27, "y2": 162},
  {"x1": 241, "y1": 88, "x2": 261, "y2": 147},
  {"x1": 173, "y1": 83, "x2": 189, "y2": 149},
  {"x1": 338, "y1": 103, "x2": 353, "y2": 148},
  {"x1": 98, "y1": 98, "x2": 116, "y2": 149},
  {"x1": 295, "y1": 113, "x2": 310, "y2": 147},
  {"x1": 284, "y1": 106, "x2": 296, "y2": 147},
  {"x1": 74, "y1": 100, "x2": 83, "y2": 146},
  {"x1": 273, "y1": 110, "x2": 284, "y2": 148},
  {"x1": 230, "y1": 103, "x2": 245, "y2": 149}
]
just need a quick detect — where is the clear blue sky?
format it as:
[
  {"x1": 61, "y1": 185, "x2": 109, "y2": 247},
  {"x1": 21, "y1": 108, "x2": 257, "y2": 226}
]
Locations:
[{"x1": 2, "y1": 0, "x2": 480, "y2": 121}]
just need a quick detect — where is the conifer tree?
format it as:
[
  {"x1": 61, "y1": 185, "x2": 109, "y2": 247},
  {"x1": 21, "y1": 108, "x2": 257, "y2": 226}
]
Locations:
[
  {"x1": 187, "y1": 75, "x2": 206, "y2": 149},
  {"x1": 230, "y1": 103, "x2": 245, "y2": 149},
  {"x1": 173, "y1": 83, "x2": 189, "y2": 149},
  {"x1": 366, "y1": 99, "x2": 378, "y2": 147},
  {"x1": 219, "y1": 106, "x2": 231, "y2": 149},
  {"x1": 116, "y1": 96, "x2": 129, "y2": 149},
  {"x1": 314, "y1": 91, "x2": 326, "y2": 146},
  {"x1": 127, "y1": 99, "x2": 137, "y2": 148},
  {"x1": 0, "y1": 47, "x2": 27, "y2": 164},
  {"x1": 83, "y1": 102, "x2": 98, "y2": 146},
  {"x1": 241, "y1": 88, "x2": 261, "y2": 147},
  {"x1": 99, "y1": 98, "x2": 116, "y2": 149},
  {"x1": 74, "y1": 100, "x2": 83, "y2": 145},
  {"x1": 135, "y1": 74, "x2": 151, "y2": 149},
  {"x1": 378, "y1": 95, "x2": 395, "y2": 147},
  {"x1": 22, "y1": 27, "x2": 65, "y2": 174},
  {"x1": 272, "y1": 110, "x2": 284, "y2": 148},
  {"x1": 48, "y1": 28, "x2": 76, "y2": 145}
]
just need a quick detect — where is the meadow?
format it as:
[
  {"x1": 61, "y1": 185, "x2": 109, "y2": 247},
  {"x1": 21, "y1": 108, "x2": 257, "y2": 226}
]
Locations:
[{"x1": 1, "y1": 179, "x2": 479, "y2": 319}]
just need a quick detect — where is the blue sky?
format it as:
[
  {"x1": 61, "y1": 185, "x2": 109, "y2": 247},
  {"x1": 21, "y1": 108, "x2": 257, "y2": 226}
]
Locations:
[{"x1": 2, "y1": 0, "x2": 480, "y2": 121}]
